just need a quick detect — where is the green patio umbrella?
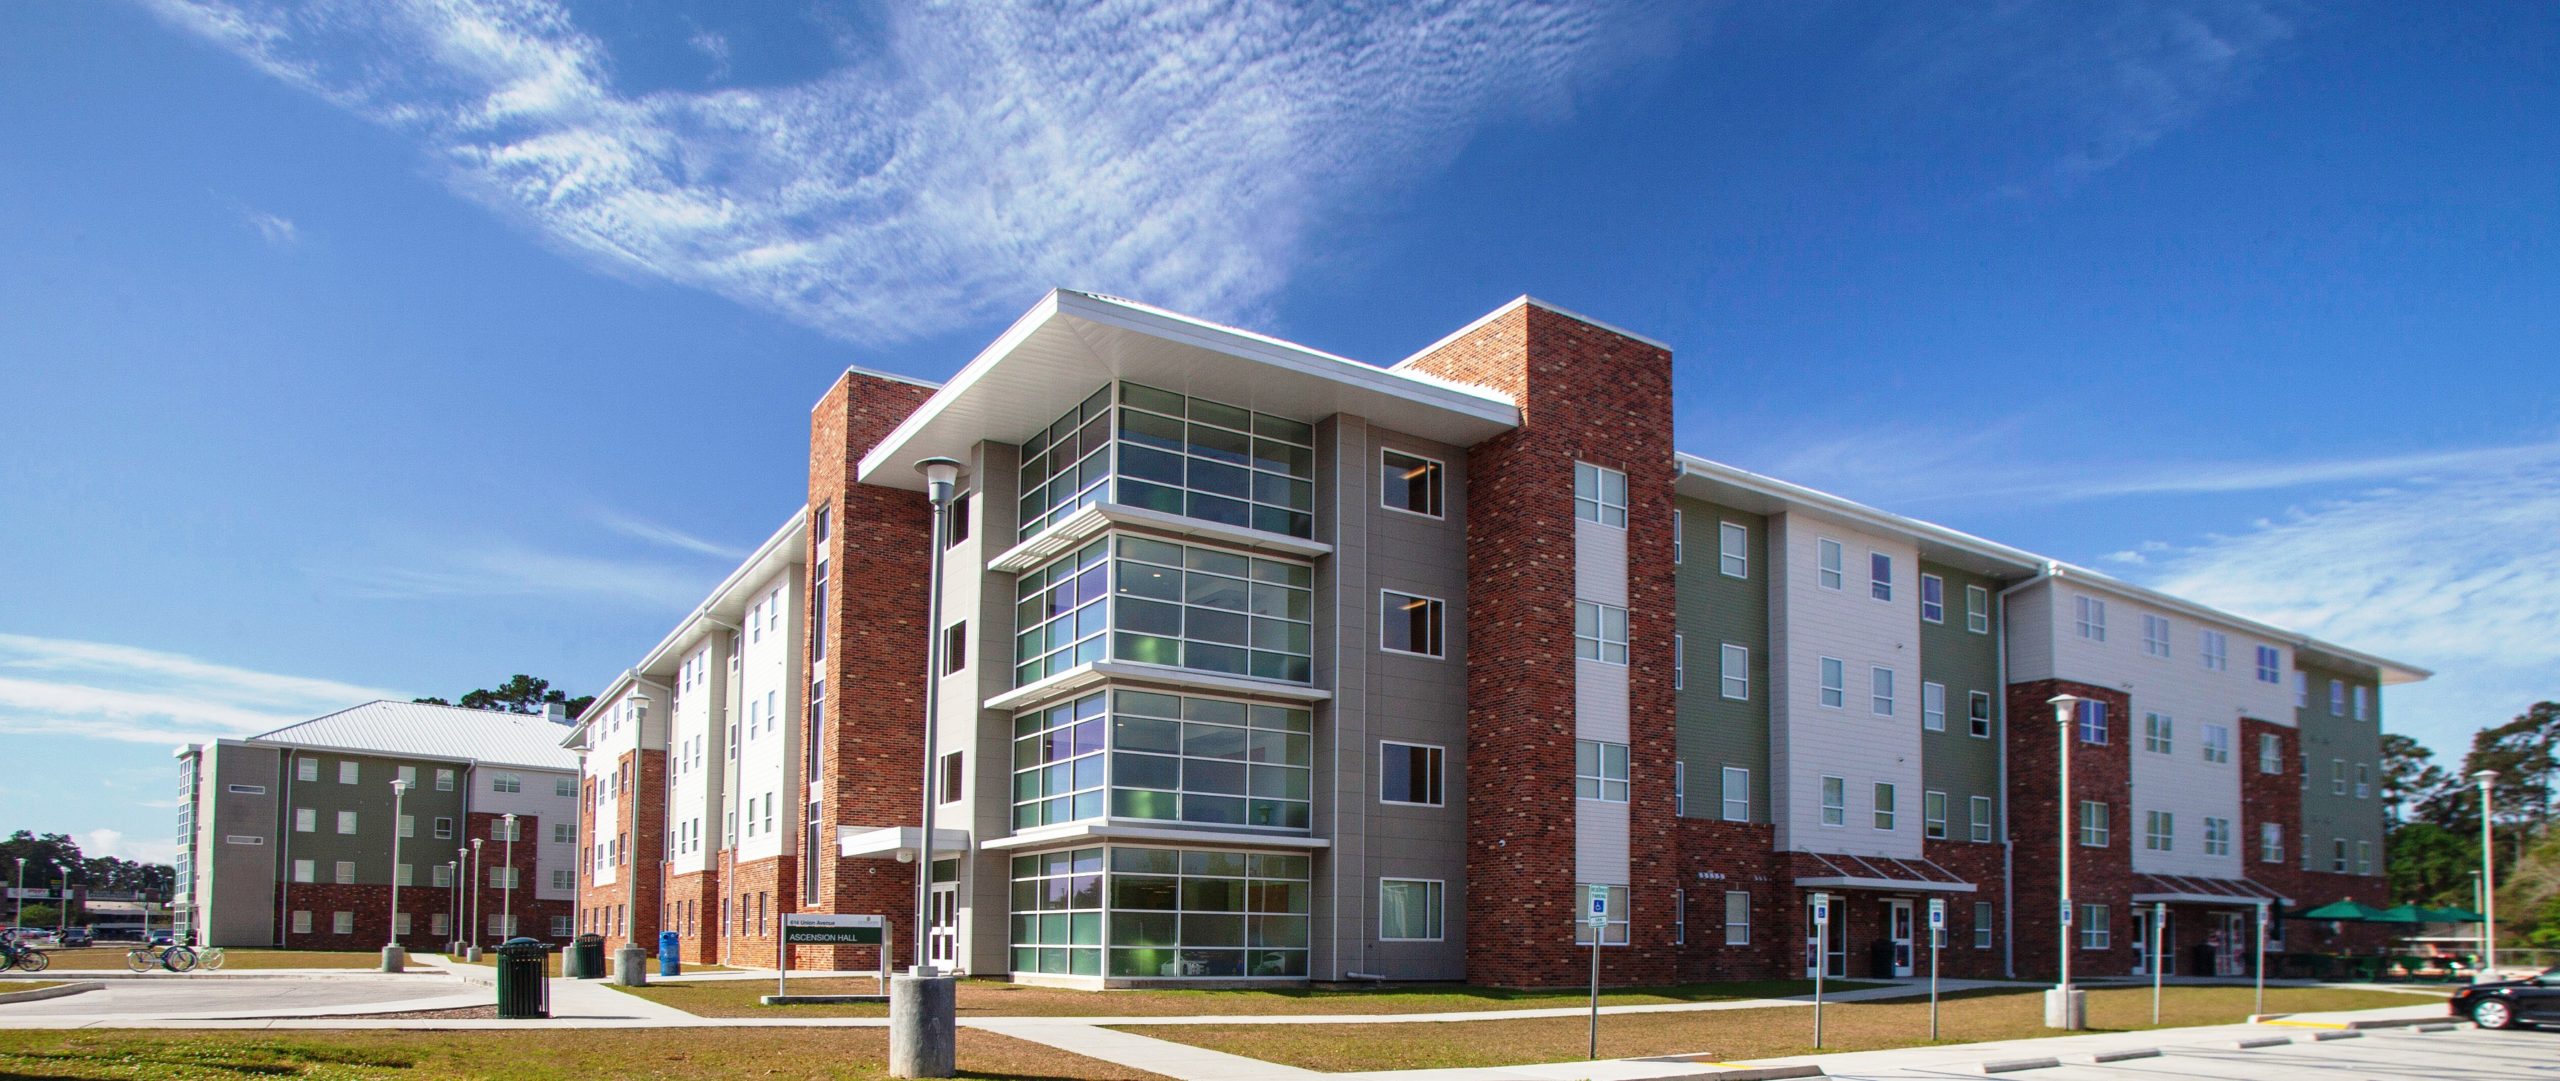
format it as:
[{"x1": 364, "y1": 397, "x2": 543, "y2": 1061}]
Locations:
[
  {"x1": 2295, "y1": 899, "x2": 2385, "y2": 921},
  {"x1": 2424, "y1": 905, "x2": 2486, "y2": 923},
  {"x1": 2371, "y1": 904, "x2": 2429, "y2": 924}
]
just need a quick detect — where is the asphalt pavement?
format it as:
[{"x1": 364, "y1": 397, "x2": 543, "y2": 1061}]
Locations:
[{"x1": 1811, "y1": 1023, "x2": 2556, "y2": 1080}]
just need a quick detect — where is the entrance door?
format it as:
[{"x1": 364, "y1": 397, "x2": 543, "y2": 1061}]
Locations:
[
  {"x1": 2213, "y1": 911, "x2": 2247, "y2": 977},
  {"x1": 1887, "y1": 901, "x2": 1916, "y2": 977},
  {"x1": 1805, "y1": 897, "x2": 1847, "y2": 978},
  {"x1": 928, "y1": 881, "x2": 960, "y2": 971},
  {"x1": 2133, "y1": 909, "x2": 2175, "y2": 976}
]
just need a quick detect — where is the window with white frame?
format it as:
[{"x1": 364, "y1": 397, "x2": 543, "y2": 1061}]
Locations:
[
  {"x1": 1871, "y1": 666, "x2": 1895, "y2": 717},
  {"x1": 1380, "y1": 742, "x2": 1445, "y2": 806},
  {"x1": 1819, "y1": 657, "x2": 1844, "y2": 708},
  {"x1": 1575, "y1": 740, "x2": 1629, "y2": 802},
  {"x1": 333, "y1": 911, "x2": 355, "y2": 935},
  {"x1": 1922, "y1": 682, "x2": 1946, "y2": 731},
  {"x1": 2260, "y1": 822, "x2": 2285, "y2": 863},
  {"x1": 1381, "y1": 591, "x2": 1446, "y2": 657},
  {"x1": 2142, "y1": 614, "x2": 2170, "y2": 657},
  {"x1": 551, "y1": 868, "x2": 574, "y2": 890},
  {"x1": 2354, "y1": 763, "x2": 2370, "y2": 799},
  {"x1": 1573, "y1": 883, "x2": 1631, "y2": 945},
  {"x1": 1673, "y1": 887, "x2": 1686, "y2": 944},
  {"x1": 291, "y1": 859, "x2": 315, "y2": 883},
  {"x1": 1969, "y1": 691, "x2": 1993, "y2": 738},
  {"x1": 553, "y1": 822, "x2": 573, "y2": 843},
  {"x1": 1873, "y1": 782, "x2": 1897, "y2": 830},
  {"x1": 1869, "y1": 551, "x2": 1893, "y2": 601},
  {"x1": 1574, "y1": 601, "x2": 1629, "y2": 664},
  {"x1": 290, "y1": 910, "x2": 312, "y2": 934},
  {"x1": 395, "y1": 863, "x2": 413, "y2": 887},
  {"x1": 491, "y1": 773, "x2": 522, "y2": 794},
  {"x1": 1379, "y1": 879, "x2": 1444, "y2": 940},
  {"x1": 1672, "y1": 509, "x2": 1682, "y2": 564},
  {"x1": 2203, "y1": 724, "x2": 2231, "y2": 764},
  {"x1": 2079, "y1": 904, "x2": 2109, "y2": 949},
  {"x1": 336, "y1": 810, "x2": 357, "y2": 835},
  {"x1": 1923, "y1": 790, "x2": 1947, "y2": 839},
  {"x1": 2079, "y1": 800, "x2": 2109, "y2": 846},
  {"x1": 1721, "y1": 644, "x2": 1749, "y2": 700},
  {"x1": 1970, "y1": 795, "x2": 1994, "y2": 843},
  {"x1": 2144, "y1": 712, "x2": 2173, "y2": 754},
  {"x1": 2259, "y1": 733, "x2": 2282, "y2": 774},
  {"x1": 1820, "y1": 776, "x2": 1845, "y2": 826},
  {"x1": 2353, "y1": 685, "x2": 2371, "y2": 721},
  {"x1": 2145, "y1": 810, "x2": 2174, "y2": 852},
  {"x1": 2331, "y1": 759, "x2": 2346, "y2": 795},
  {"x1": 2204, "y1": 816, "x2": 2231, "y2": 856},
  {"x1": 432, "y1": 864, "x2": 452, "y2": 888},
  {"x1": 1920, "y1": 573, "x2": 1944, "y2": 623},
  {"x1": 1724, "y1": 891, "x2": 1751, "y2": 945},
  {"x1": 2201, "y1": 630, "x2": 2229, "y2": 671},
  {"x1": 2075, "y1": 595, "x2": 2106, "y2": 640},
  {"x1": 2255, "y1": 645, "x2": 2281, "y2": 683},
  {"x1": 1574, "y1": 462, "x2": 1627, "y2": 527},
  {"x1": 2355, "y1": 840, "x2": 2373, "y2": 875},
  {"x1": 435, "y1": 768, "x2": 454, "y2": 791},
  {"x1": 2294, "y1": 672, "x2": 2308, "y2": 708},
  {"x1": 1719, "y1": 522, "x2": 1748, "y2": 578},
  {"x1": 1381, "y1": 450, "x2": 1444, "y2": 518},
  {"x1": 1974, "y1": 902, "x2": 1995, "y2": 949},
  {"x1": 433, "y1": 816, "x2": 452, "y2": 839},
  {"x1": 1721, "y1": 767, "x2": 1749, "y2": 822},
  {"x1": 1966, "y1": 584, "x2": 1990, "y2": 633},
  {"x1": 397, "y1": 814, "x2": 414, "y2": 838},
  {"x1": 1674, "y1": 634, "x2": 1684, "y2": 690},
  {"x1": 1816, "y1": 538, "x2": 1843, "y2": 590},
  {"x1": 1674, "y1": 760, "x2": 1685, "y2": 815},
  {"x1": 333, "y1": 860, "x2": 355, "y2": 884},
  {"x1": 338, "y1": 760, "x2": 358, "y2": 784},
  {"x1": 2333, "y1": 837, "x2": 2349, "y2": 872},
  {"x1": 2077, "y1": 699, "x2": 2109, "y2": 745}
]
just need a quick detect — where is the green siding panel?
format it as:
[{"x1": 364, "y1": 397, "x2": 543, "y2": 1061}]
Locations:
[
  {"x1": 1918, "y1": 561, "x2": 2003, "y2": 843},
  {"x1": 1674, "y1": 498, "x2": 1770, "y2": 821},
  {"x1": 2295, "y1": 660, "x2": 2386, "y2": 873}
]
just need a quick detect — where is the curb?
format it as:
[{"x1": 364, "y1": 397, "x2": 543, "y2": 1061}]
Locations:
[
  {"x1": 1976, "y1": 1056, "x2": 2061, "y2": 1073},
  {"x1": 2232, "y1": 1036, "x2": 2293, "y2": 1049},
  {"x1": 1662, "y1": 1067, "x2": 1824, "y2": 1080},
  {"x1": 0, "y1": 982, "x2": 104, "y2": 1005},
  {"x1": 2062, "y1": 1048, "x2": 2160, "y2": 1064},
  {"x1": 2309, "y1": 1030, "x2": 2363, "y2": 1042}
]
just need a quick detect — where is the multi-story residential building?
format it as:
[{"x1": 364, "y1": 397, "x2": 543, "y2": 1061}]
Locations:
[
  {"x1": 573, "y1": 290, "x2": 2424, "y2": 986},
  {"x1": 172, "y1": 701, "x2": 581, "y2": 950}
]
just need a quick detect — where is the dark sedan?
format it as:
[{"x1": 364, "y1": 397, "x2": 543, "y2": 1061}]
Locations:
[{"x1": 2451, "y1": 967, "x2": 2560, "y2": 1029}]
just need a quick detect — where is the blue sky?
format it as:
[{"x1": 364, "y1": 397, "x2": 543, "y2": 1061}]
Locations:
[{"x1": 3, "y1": 1, "x2": 2553, "y2": 864}]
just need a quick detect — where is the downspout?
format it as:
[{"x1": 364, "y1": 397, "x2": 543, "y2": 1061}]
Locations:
[
  {"x1": 276, "y1": 749, "x2": 297, "y2": 949},
  {"x1": 636, "y1": 675, "x2": 674, "y2": 947},
  {"x1": 1994, "y1": 562, "x2": 2058, "y2": 980}
]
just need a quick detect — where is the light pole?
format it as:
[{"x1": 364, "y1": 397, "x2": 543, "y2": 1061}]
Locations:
[
  {"x1": 612, "y1": 696, "x2": 650, "y2": 987},
  {"x1": 54, "y1": 862, "x2": 70, "y2": 935},
  {"x1": 12, "y1": 857, "x2": 23, "y2": 930},
  {"x1": 453, "y1": 849, "x2": 467, "y2": 955},
  {"x1": 499, "y1": 813, "x2": 518, "y2": 943},
  {"x1": 2473, "y1": 769, "x2": 2499, "y2": 981},
  {"x1": 449, "y1": 857, "x2": 462, "y2": 955},
  {"x1": 470, "y1": 838, "x2": 485, "y2": 959},
  {"x1": 384, "y1": 779, "x2": 411, "y2": 972},
  {"x1": 2045, "y1": 694, "x2": 2084, "y2": 1030},
  {"x1": 892, "y1": 454, "x2": 963, "y2": 1080}
]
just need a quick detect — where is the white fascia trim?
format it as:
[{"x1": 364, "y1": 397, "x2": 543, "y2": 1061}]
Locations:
[
  {"x1": 1677, "y1": 454, "x2": 2046, "y2": 573},
  {"x1": 1793, "y1": 876, "x2": 1977, "y2": 894},
  {"x1": 2131, "y1": 892, "x2": 2286, "y2": 907},
  {"x1": 983, "y1": 661, "x2": 1333, "y2": 714},
  {"x1": 2037, "y1": 566, "x2": 2431, "y2": 685},
  {"x1": 987, "y1": 502, "x2": 1334, "y2": 573},
  {"x1": 981, "y1": 824, "x2": 1333, "y2": 852}
]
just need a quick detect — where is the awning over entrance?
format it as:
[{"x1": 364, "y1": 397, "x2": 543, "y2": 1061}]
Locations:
[
  {"x1": 1793, "y1": 852, "x2": 1975, "y2": 893},
  {"x1": 837, "y1": 825, "x2": 971, "y2": 860},
  {"x1": 2131, "y1": 873, "x2": 2289, "y2": 907}
]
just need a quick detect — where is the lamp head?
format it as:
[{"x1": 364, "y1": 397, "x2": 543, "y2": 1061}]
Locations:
[
  {"x1": 390, "y1": 778, "x2": 410, "y2": 794},
  {"x1": 2473, "y1": 769, "x2": 2500, "y2": 786},
  {"x1": 2046, "y1": 693, "x2": 2081, "y2": 723},
  {"x1": 914, "y1": 456, "x2": 964, "y2": 506}
]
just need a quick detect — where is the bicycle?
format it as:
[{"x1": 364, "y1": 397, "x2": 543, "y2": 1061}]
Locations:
[
  {"x1": 125, "y1": 943, "x2": 197, "y2": 973},
  {"x1": 193, "y1": 946, "x2": 227, "y2": 971},
  {"x1": 0, "y1": 937, "x2": 47, "y2": 973}
]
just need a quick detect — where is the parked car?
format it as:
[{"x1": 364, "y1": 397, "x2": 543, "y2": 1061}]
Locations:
[
  {"x1": 148, "y1": 930, "x2": 173, "y2": 947},
  {"x1": 58, "y1": 928, "x2": 92, "y2": 948},
  {"x1": 9, "y1": 928, "x2": 57, "y2": 946},
  {"x1": 2450, "y1": 966, "x2": 2560, "y2": 1030}
]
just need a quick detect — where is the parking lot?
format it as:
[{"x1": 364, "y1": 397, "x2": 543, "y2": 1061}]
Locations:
[
  {"x1": 0, "y1": 972, "x2": 485, "y2": 1022},
  {"x1": 1817, "y1": 1024, "x2": 2560, "y2": 1080}
]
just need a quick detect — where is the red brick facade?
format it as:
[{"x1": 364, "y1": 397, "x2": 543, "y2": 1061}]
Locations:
[
  {"x1": 575, "y1": 749, "x2": 665, "y2": 953},
  {"x1": 1405, "y1": 303, "x2": 1681, "y2": 987},
  {"x1": 663, "y1": 867, "x2": 723, "y2": 964},
  {"x1": 2006, "y1": 679, "x2": 2134, "y2": 980}
]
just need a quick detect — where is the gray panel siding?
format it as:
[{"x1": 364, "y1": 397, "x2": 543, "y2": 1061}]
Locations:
[
  {"x1": 1918, "y1": 560, "x2": 2003, "y2": 844},
  {"x1": 274, "y1": 752, "x2": 473, "y2": 884},
  {"x1": 1674, "y1": 498, "x2": 1770, "y2": 822},
  {"x1": 204, "y1": 744, "x2": 281, "y2": 947},
  {"x1": 2296, "y1": 660, "x2": 2386, "y2": 874}
]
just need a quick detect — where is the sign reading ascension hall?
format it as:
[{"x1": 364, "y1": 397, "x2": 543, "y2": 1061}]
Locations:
[{"x1": 781, "y1": 913, "x2": 885, "y2": 946}]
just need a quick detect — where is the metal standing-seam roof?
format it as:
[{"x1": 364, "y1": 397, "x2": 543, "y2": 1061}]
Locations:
[{"x1": 248, "y1": 700, "x2": 581, "y2": 772}]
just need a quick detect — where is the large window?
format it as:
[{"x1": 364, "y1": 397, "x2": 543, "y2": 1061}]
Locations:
[
  {"x1": 2075, "y1": 595, "x2": 2106, "y2": 641},
  {"x1": 1010, "y1": 847, "x2": 1104, "y2": 976},
  {"x1": 1013, "y1": 693, "x2": 1107, "y2": 828},
  {"x1": 1017, "y1": 535, "x2": 1314, "y2": 687},
  {"x1": 2202, "y1": 724, "x2": 2231, "y2": 764},
  {"x1": 2144, "y1": 712, "x2": 2173, "y2": 754},
  {"x1": 1574, "y1": 463, "x2": 1627, "y2": 527},
  {"x1": 2077, "y1": 700, "x2": 2109, "y2": 745},
  {"x1": 1382, "y1": 450, "x2": 1443, "y2": 518},
  {"x1": 1380, "y1": 742, "x2": 1444, "y2": 806},
  {"x1": 2078, "y1": 800, "x2": 2109, "y2": 847},
  {"x1": 1576, "y1": 741, "x2": 1630, "y2": 802},
  {"x1": 1018, "y1": 383, "x2": 1317, "y2": 542},
  {"x1": 2079, "y1": 904, "x2": 2110, "y2": 950},
  {"x1": 1380, "y1": 591, "x2": 1445, "y2": 657},
  {"x1": 1379, "y1": 879, "x2": 1443, "y2": 941},
  {"x1": 2204, "y1": 816, "x2": 2231, "y2": 856},
  {"x1": 1871, "y1": 667, "x2": 1895, "y2": 716},
  {"x1": 1574, "y1": 601, "x2": 1629, "y2": 664},
  {"x1": 1094, "y1": 847, "x2": 1310, "y2": 978},
  {"x1": 2201, "y1": 630, "x2": 2229, "y2": 671},
  {"x1": 1088, "y1": 690, "x2": 1314, "y2": 830},
  {"x1": 2145, "y1": 810, "x2": 2174, "y2": 852},
  {"x1": 2255, "y1": 645, "x2": 2281, "y2": 683}
]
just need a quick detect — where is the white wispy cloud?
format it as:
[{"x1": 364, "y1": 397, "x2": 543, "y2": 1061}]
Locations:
[
  {"x1": 136, "y1": 0, "x2": 1689, "y2": 343},
  {"x1": 0, "y1": 633, "x2": 406, "y2": 746},
  {"x1": 82, "y1": 828, "x2": 180, "y2": 866},
  {"x1": 240, "y1": 207, "x2": 299, "y2": 247},
  {"x1": 686, "y1": 27, "x2": 729, "y2": 82},
  {"x1": 586, "y1": 508, "x2": 743, "y2": 560},
  {"x1": 1880, "y1": 0, "x2": 2300, "y2": 192},
  {"x1": 324, "y1": 539, "x2": 722, "y2": 610},
  {"x1": 2146, "y1": 469, "x2": 2560, "y2": 755}
]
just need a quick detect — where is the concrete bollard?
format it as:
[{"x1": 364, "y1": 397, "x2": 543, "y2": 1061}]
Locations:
[
  {"x1": 889, "y1": 971, "x2": 958, "y2": 1078},
  {"x1": 614, "y1": 944, "x2": 650, "y2": 987},
  {"x1": 2043, "y1": 986, "x2": 2087, "y2": 1030},
  {"x1": 379, "y1": 945, "x2": 406, "y2": 973}
]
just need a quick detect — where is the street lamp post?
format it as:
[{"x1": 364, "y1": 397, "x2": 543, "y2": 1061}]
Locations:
[
  {"x1": 453, "y1": 849, "x2": 467, "y2": 955},
  {"x1": 891, "y1": 455, "x2": 963, "y2": 1080},
  {"x1": 2045, "y1": 694, "x2": 2085, "y2": 1031},
  {"x1": 12, "y1": 857, "x2": 23, "y2": 930},
  {"x1": 613, "y1": 697, "x2": 651, "y2": 987},
  {"x1": 499, "y1": 813, "x2": 518, "y2": 944},
  {"x1": 2474, "y1": 769, "x2": 2499, "y2": 981},
  {"x1": 54, "y1": 863, "x2": 70, "y2": 935},
  {"x1": 384, "y1": 778, "x2": 411, "y2": 972},
  {"x1": 469, "y1": 838, "x2": 485, "y2": 960}
]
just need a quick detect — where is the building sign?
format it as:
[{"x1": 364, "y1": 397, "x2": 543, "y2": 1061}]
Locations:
[{"x1": 780, "y1": 913, "x2": 884, "y2": 946}]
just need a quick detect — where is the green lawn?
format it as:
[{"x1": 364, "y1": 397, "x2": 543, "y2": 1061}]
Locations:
[
  {"x1": 621, "y1": 976, "x2": 1876, "y2": 1018},
  {"x1": 1118, "y1": 984, "x2": 2439, "y2": 1072},
  {"x1": 0, "y1": 981, "x2": 64, "y2": 994},
  {"x1": 30, "y1": 948, "x2": 389, "y2": 972},
  {"x1": 0, "y1": 1029, "x2": 1164, "y2": 1080}
]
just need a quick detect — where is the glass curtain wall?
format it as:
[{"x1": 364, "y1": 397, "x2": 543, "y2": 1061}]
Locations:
[
  {"x1": 1015, "y1": 535, "x2": 1313, "y2": 687},
  {"x1": 1013, "y1": 689, "x2": 1314, "y2": 831},
  {"x1": 1010, "y1": 844, "x2": 1313, "y2": 979},
  {"x1": 1016, "y1": 383, "x2": 1317, "y2": 543}
]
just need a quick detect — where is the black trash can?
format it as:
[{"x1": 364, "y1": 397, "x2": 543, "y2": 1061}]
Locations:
[
  {"x1": 494, "y1": 937, "x2": 551, "y2": 1019},
  {"x1": 568, "y1": 933, "x2": 606, "y2": 981}
]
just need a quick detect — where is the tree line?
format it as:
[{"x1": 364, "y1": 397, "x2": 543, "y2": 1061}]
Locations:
[
  {"x1": 2383, "y1": 701, "x2": 2559, "y2": 946},
  {"x1": 3, "y1": 830, "x2": 176, "y2": 929}
]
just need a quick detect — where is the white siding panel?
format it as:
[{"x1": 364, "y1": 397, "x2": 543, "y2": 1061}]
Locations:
[
  {"x1": 1767, "y1": 512, "x2": 1923, "y2": 860},
  {"x1": 1575, "y1": 659, "x2": 1630, "y2": 743},
  {"x1": 1574, "y1": 517, "x2": 1628, "y2": 607},
  {"x1": 1575, "y1": 799, "x2": 1631, "y2": 886}
]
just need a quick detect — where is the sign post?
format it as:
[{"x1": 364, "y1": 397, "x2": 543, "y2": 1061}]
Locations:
[
  {"x1": 1811, "y1": 892, "x2": 1830, "y2": 1049},
  {"x1": 1927, "y1": 898, "x2": 1945, "y2": 1040},
  {"x1": 777, "y1": 914, "x2": 888, "y2": 1001},
  {"x1": 2253, "y1": 902, "x2": 2269, "y2": 1019},
  {"x1": 1584, "y1": 885, "x2": 1609, "y2": 1061},
  {"x1": 2150, "y1": 903, "x2": 2166, "y2": 1025}
]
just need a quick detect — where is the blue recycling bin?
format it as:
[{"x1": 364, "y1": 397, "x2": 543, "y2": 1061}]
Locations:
[{"x1": 658, "y1": 930, "x2": 680, "y2": 976}]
